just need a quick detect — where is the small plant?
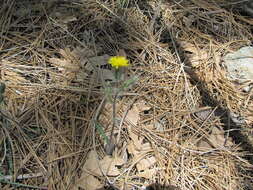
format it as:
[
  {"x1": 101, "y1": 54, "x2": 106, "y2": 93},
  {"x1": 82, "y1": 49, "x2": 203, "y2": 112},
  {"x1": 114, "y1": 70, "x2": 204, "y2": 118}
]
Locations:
[
  {"x1": 0, "y1": 82, "x2": 5, "y2": 104},
  {"x1": 102, "y1": 56, "x2": 137, "y2": 155},
  {"x1": 116, "y1": 0, "x2": 130, "y2": 8}
]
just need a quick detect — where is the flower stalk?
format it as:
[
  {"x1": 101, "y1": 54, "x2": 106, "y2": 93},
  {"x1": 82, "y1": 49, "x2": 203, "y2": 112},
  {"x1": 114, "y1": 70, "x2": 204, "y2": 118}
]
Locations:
[{"x1": 104, "y1": 55, "x2": 136, "y2": 155}]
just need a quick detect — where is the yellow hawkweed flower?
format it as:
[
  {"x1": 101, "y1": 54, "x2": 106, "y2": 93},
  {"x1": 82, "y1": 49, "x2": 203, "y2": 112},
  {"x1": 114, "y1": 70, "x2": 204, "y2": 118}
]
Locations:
[{"x1": 108, "y1": 56, "x2": 129, "y2": 69}]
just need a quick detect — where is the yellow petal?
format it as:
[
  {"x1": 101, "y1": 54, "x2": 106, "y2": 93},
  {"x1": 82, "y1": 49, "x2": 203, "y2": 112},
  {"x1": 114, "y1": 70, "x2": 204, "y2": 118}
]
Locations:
[{"x1": 108, "y1": 56, "x2": 129, "y2": 69}]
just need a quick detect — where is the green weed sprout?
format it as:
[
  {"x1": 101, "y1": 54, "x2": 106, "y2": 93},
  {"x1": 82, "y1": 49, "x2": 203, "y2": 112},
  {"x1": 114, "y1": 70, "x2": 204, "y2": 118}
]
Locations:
[
  {"x1": 103, "y1": 56, "x2": 137, "y2": 155},
  {"x1": 0, "y1": 83, "x2": 6, "y2": 104}
]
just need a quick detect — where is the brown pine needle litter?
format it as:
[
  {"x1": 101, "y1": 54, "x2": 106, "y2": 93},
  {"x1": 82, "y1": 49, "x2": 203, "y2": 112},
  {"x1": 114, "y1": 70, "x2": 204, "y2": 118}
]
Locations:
[{"x1": 0, "y1": 0, "x2": 252, "y2": 189}]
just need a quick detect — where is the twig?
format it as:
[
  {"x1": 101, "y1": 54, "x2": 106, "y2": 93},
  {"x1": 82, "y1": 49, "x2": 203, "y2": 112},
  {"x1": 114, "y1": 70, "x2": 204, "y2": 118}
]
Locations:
[
  {"x1": 148, "y1": 0, "x2": 161, "y2": 34},
  {"x1": 0, "y1": 179, "x2": 47, "y2": 190},
  {"x1": 0, "y1": 172, "x2": 44, "y2": 181}
]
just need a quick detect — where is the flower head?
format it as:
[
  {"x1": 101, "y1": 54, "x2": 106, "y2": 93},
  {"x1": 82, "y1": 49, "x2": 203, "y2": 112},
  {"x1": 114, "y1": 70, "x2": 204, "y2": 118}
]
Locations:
[{"x1": 108, "y1": 56, "x2": 129, "y2": 69}]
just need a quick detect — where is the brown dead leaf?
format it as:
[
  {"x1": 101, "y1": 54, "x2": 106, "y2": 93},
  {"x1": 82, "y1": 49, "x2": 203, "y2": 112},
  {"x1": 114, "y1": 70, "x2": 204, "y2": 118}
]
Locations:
[
  {"x1": 83, "y1": 150, "x2": 98, "y2": 171},
  {"x1": 82, "y1": 151, "x2": 123, "y2": 177},
  {"x1": 120, "y1": 142, "x2": 129, "y2": 163},
  {"x1": 128, "y1": 131, "x2": 142, "y2": 151},
  {"x1": 209, "y1": 126, "x2": 233, "y2": 147},
  {"x1": 126, "y1": 104, "x2": 140, "y2": 126},
  {"x1": 127, "y1": 138, "x2": 155, "y2": 172},
  {"x1": 136, "y1": 156, "x2": 156, "y2": 171},
  {"x1": 137, "y1": 168, "x2": 157, "y2": 179},
  {"x1": 98, "y1": 156, "x2": 124, "y2": 176},
  {"x1": 245, "y1": 115, "x2": 253, "y2": 125},
  {"x1": 197, "y1": 140, "x2": 212, "y2": 149},
  {"x1": 75, "y1": 174, "x2": 103, "y2": 190},
  {"x1": 2, "y1": 70, "x2": 28, "y2": 83},
  {"x1": 183, "y1": 15, "x2": 196, "y2": 28},
  {"x1": 126, "y1": 141, "x2": 137, "y2": 155},
  {"x1": 49, "y1": 57, "x2": 79, "y2": 72},
  {"x1": 194, "y1": 108, "x2": 214, "y2": 121},
  {"x1": 245, "y1": 103, "x2": 253, "y2": 125},
  {"x1": 180, "y1": 42, "x2": 209, "y2": 67},
  {"x1": 136, "y1": 100, "x2": 151, "y2": 112},
  {"x1": 58, "y1": 14, "x2": 77, "y2": 24},
  {"x1": 48, "y1": 49, "x2": 80, "y2": 83},
  {"x1": 197, "y1": 126, "x2": 233, "y2": 149},
  {"x1": 50, "y1": 10, "x2": 77, "y2": 30},
  {"x1": 125, "y1": 104, "x2": 143, "y2": 151},
  {"x1": 145, "y1": 124, "x2": 155, "y2": 130}
]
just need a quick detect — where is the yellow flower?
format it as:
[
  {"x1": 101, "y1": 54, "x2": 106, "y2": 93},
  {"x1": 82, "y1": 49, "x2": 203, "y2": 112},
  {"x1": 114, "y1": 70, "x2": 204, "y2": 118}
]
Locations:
[{"x1": 108, "y1": 56, "x2": 129, "y2": 69}]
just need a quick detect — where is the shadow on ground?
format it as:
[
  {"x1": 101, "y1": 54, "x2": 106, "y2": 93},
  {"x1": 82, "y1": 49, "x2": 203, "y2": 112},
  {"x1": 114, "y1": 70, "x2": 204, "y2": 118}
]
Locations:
[{"x1": 97, "y1": 183, "x2": 180, "y2": 190}]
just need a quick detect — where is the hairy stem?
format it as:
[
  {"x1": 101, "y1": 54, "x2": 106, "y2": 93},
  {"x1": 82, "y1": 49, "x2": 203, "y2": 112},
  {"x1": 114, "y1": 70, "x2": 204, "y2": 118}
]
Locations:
[{"x1": 109, "y1": 69, "x2": 120, "y2": 148}]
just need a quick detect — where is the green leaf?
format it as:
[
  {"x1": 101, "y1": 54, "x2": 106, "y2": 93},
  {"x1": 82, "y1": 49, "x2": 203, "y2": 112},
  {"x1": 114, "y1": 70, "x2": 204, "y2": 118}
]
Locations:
[
  {"x1": 95, "y1": 122, "x2": 109, "y2": 144},
  {"x1": 0, "y1": 95, "x2": 3, "y2": 104},
  {"x1": 0, "y1": 83, "x2": 5, "y2": 94},
  {"x1": 120, "y1": 76, "x2": 138, "y2": 90}
]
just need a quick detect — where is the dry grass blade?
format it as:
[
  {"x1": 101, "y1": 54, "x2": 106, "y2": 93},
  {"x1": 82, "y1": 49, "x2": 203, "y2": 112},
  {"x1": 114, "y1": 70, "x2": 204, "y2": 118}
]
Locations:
[{"x1": 0, "y1": 0, "x2": 252, "y2": 190}]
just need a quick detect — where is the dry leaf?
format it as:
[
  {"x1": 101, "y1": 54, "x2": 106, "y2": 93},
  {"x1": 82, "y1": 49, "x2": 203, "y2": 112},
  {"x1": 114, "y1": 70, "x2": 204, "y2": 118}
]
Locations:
[
  {"x1": 197, "y1": 126, "x2": 233, "y2": 149},
  {"x1": 49, "y1": 58, "x2": 79, "y2": 72},
  {"x1": 48, "y1": 48, "x2": 82, "y2": 84},
  {"x1": 183, "y1": 15, "x2": 195, "y2": 28},
  {"x1": 126, "y1": 104, "x2": 140, "y2": 126},
  {"x1": 2, "y1": 70, "x2": 28, "y2": 83},
  {"x1": 128, "y1": 131, "x2": 142, "y2": 151},
  {"x1": 141, "y1": 143, "x2": 153, "y2": 151},
  {"x1": 180, "y1": 42, "x2": 209, "y2": 67},
  {"x1": 137, "y1": 168, "x2": 157, "y2": 179},
  {"x1": 136, "y1": 100, "x2": 151, "y2": 112},
  {"x1": 98, "y1": 156, "x2": 124, "y2": 176},
  {"x1": 121, "y1": 142, "x2": 129, "y2": 163},
  {"x1": 126, "y1": 141, "x2": 137, "y2": 155},
  {"x1": 145, "y1": 124, "x2": 154, "y2": 130},
  {"x1": 82, "y1": 151, "x2": 123, "y2": 177},
  {"x1": 194, "y1": 108, "x2": 214, "y2": 121},
  {"x1": 75, "y1": 174, "x2": 103, "y2": 190},
  {"x1": 83, "y1": 151, "x2": 98, "y2": 172},
  {"x1": 208, "y1": 126, "x2": 233, "y2": 148},
  {"x1": 136, "y1": 156, "x2": 156, "y2": 171},
  {"x1": 125, "y1": 104, "x2": 143, "y2": 151},
  {"x1": 127, "y1": 141, "x2": 153, "y2": 155},
  {"x1": 197, "y1": 140, "x2": 212, "y2": 149},
  {"x1": 50, "y1": 10, "x2": 77, "y2": 30},
  {"x1": 59, "y1": 15, "x2": 77, "y2": 24},
  {"x1": 127, "y1": 139, "x2": 155, "y2": 172},
  {"x1": 76, "y1": 71, "x2": 89, "y2": 82}
]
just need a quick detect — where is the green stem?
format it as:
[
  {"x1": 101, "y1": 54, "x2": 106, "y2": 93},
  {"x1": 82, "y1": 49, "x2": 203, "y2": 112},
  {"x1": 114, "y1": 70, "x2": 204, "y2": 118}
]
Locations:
[
  {"x1": 109, "y1": 68, "x2": 120, "y2": 145},
  {"x1": 109, "y1": 93, "x2": 117, "y2": 143}
]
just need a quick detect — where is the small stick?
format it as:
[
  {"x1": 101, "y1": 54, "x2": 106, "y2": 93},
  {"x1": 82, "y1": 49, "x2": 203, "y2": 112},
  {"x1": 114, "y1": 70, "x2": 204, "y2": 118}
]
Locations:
[{"x1": 0, "y1": 172, "x2": 44, "y2": 181}]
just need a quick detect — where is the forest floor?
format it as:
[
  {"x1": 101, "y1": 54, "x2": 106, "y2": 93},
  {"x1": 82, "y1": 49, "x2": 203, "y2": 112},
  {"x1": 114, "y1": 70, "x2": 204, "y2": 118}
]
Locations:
[{"x1": 0, "y1": 0, "x2": 252, "y2": 189}]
